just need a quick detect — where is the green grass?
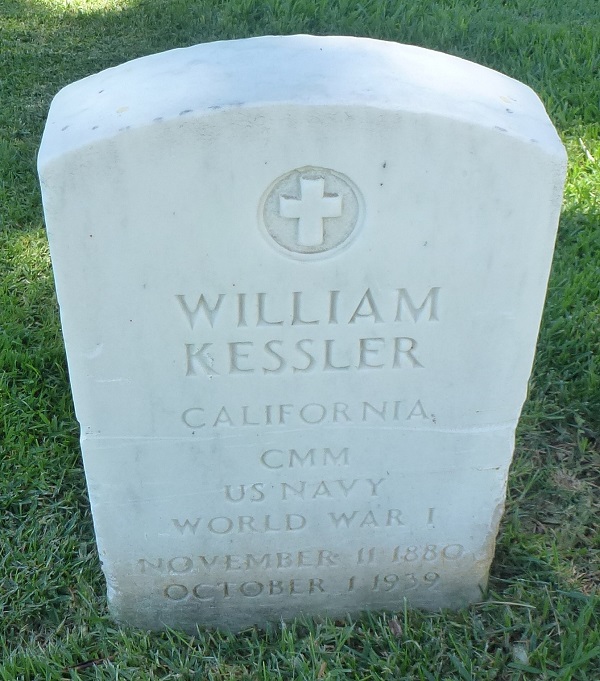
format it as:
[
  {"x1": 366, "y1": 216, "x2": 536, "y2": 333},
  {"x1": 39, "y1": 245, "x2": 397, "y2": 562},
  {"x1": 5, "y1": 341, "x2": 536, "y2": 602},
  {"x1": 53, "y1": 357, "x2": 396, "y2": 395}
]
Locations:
[{"x1": 1, "y1": 0, "x2": 598, "y2": 678}]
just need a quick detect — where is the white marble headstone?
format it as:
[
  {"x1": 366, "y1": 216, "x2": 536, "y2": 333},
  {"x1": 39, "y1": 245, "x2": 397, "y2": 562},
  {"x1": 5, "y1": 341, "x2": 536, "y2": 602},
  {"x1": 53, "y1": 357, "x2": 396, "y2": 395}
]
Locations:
[{"x1": 38, "y1": 36, "x2": 566, "y2": 632}]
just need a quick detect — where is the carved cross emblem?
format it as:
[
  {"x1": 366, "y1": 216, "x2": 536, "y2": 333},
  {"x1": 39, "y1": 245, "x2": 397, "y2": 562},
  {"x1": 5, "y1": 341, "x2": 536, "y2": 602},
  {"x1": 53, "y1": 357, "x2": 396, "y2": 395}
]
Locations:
[
  {"x1": 279, "y1": 177, "x2": 343, "y2": 247},
  {"x1": 262, "y1": 167, "x2": 361, "y2": 257}
]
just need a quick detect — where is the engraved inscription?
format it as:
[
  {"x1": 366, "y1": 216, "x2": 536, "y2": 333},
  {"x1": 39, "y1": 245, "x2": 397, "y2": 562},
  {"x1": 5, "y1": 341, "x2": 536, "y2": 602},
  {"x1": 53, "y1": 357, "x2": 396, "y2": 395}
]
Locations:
[
  {"x1": 169, "y1": 513, "x2": 306, "y2": 535},
  {"x1": 138, "y1": 549, "x2": 340, "y2": 574},
  {"x1": 260, "y1": 446, "x2": 350, "y2": 469},
  {"x1": 328, "y1": 509, "x2": 404, "y2": 528},
  {"x1": 261, "y1": 167, "x2": 362, "y2": 257},
  {"x1": 139, "y1": 534, "x2": 467, "y2": 607},
  {"x1": 177, "y1": 287, "x2": 440, "y2": 378},
  {"x1": 362, "y1": 572, "x2": 441, "y2": 591},
  {"x1": 163, "y1": 578, "x2": 327, "y2": 602},
  {"x1": 176, "y1": 288, "x2": 441, "y2": 330},
  {"x1": 221, "y1": 474, "x2": 383, "y2": 503},
  {"x1": 168, "y1": 506, "x2": 437, "y2": 538},
  {"x1": 182, "y1": 399, "x2": 430, "y2": 429},
  {"x1": 391, "y1": 544, "x2": 465, "y2": 562},
  {"x1": 139, "y1": 543, "x2": 466, "y2": 579},
  {"x1": 279, "y1": 477, "x2": 385, "y2": 501},
  {"x1": 354, "y1": 543, "x2": 465, "y2": 565},
  {"x1": 184, "y1": 335, "x2": 423, "y2": 376},
  {"x1": 156, "y1": 571, "x2": 449, "y2": 603}
]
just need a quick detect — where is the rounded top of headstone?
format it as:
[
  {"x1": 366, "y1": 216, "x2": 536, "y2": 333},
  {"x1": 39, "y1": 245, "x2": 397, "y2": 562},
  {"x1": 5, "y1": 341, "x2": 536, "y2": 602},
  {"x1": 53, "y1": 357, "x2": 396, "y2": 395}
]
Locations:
[{"x1": 39, "y1": 35, "x2": 565, "y2": 169}]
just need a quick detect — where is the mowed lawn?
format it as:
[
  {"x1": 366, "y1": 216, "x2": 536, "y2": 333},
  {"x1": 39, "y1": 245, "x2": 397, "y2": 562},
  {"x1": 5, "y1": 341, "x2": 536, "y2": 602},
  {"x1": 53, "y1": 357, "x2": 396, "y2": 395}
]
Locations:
[{"x1": 0, "y1": 0, "x2": 598, "y2": 679}]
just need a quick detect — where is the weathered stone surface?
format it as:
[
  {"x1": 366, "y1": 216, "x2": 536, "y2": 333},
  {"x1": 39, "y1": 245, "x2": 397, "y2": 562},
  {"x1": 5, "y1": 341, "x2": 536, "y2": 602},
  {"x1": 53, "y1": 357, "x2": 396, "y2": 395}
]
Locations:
[{"x1": 38, "y1": 36, "x2": 566, "y2": 631}]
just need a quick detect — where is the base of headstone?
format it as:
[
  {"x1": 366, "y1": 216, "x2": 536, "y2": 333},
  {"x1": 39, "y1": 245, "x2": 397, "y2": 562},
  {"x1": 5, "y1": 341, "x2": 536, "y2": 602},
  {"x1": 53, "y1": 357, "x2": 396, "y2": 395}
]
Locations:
[{"x1": 85, "y1": 429, "x2": 511, "y2": 631}]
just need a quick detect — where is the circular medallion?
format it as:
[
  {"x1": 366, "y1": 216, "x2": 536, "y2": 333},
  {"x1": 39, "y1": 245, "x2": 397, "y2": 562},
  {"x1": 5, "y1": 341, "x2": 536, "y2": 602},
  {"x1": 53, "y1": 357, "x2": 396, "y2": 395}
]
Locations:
[{"x1": 260, "y1": 166, "x2": 363, "y2": 258}]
